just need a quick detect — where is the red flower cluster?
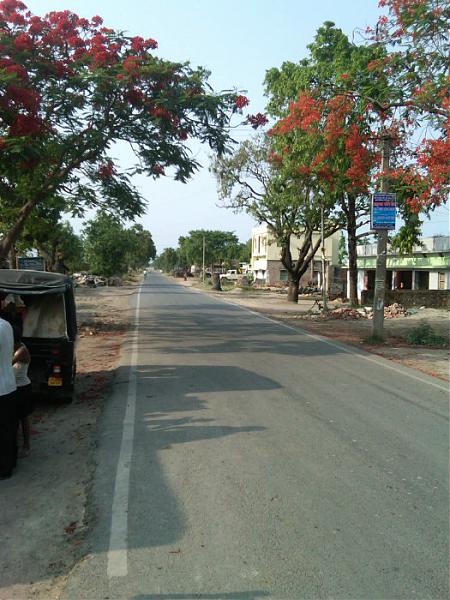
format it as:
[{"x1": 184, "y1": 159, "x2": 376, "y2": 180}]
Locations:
[
  {"x1": 125, "y1": 87, "x2": 144, "y2": 106},
  {"x1": 6, "y1": 84, "x2": 40, "y2": 111},
  {"x1": 97, "y1": 160, "x2": 115, "y2": 179},
  {"x1": 0, "y1": 0, "x2": 159, "y2": 75},
  {"x1": 130, "y1": 36, "x2": 158, "y2": 52},
  {"x1": 270, "y1": 92, "x2": 376, "y2": 194},
  {"x1": 246, "y1": 112, "x2": 268, "y2": 129},
  {"x1": 150, "y1": 106, "x2": 173, "y2": 120},
  {"x1": 152, "y1": 164, "x2": 165, "y2": 176},
  {"x1": 9, "y1": 113, "x2": 45, "y2": 136},
  {"x1": 270, "y1": 94, "x2": 323, "y2": 136},
  {"x1": 14, "y1": 31, "x2": 33, "y2": 50},
  {"x1": 122, "y1": 55, "x2": 142, "y2": 74},
  {"x1": 234, "y1": 95, "x2": 249, "y2": 109}
]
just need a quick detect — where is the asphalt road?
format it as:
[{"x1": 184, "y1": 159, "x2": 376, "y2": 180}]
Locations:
[{"x1": 62, "y1": 272, "x2": 449, "y2": 600}]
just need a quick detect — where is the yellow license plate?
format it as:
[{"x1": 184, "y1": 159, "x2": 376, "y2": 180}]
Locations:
[{"x1": 48, "y1": 377, "x2": 63, "y2": 387}]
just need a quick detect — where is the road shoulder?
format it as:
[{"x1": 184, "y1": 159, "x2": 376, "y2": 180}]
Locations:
[{"x1": 0, "y1": 285, "x2": 134, "y2": 600}]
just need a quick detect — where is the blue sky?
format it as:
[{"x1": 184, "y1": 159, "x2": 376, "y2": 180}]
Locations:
[{"x1": 26, "y1": 1, "x2": 449, "y2": 251}]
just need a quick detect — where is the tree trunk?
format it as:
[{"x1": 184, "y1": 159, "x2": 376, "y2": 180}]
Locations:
[
  {"x1": 8, "y1": 245, "x2": 17, "y2": 269},
  {"x1": 287, "y1": 279, "x2": 299, "y2": 303},
  {"x1": 211, "y1": 273, "x2": 222, "y2": 291},
  {"x1": 0, "y1": 199, "x2": 38, "y2": 262},
  {"x1": 347, "y1": 196, "x2": 359, "y2": 307}
]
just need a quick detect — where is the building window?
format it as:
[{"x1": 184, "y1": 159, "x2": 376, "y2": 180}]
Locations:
[
  {"x1": 415, "y1": 271, "x2": 429, "y2": 290},
  {"x1": 438, "y1": 272, "x2": 446, "y2": 290},
  {"x1": 279, "y1": 269, "x2": 288, "y2": 281}
]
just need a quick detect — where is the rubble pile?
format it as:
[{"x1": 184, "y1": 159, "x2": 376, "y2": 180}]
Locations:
[
  {"x1": 324, "y1": 307, "x2": 367, "y2": 320},
  {"x1": 72, "y1": 272, "x2": 123, "y2": 287},
  {"x1": 384, "y1": 302, "x2": 407, "y2": 318},
  {"x1": 312, "y1": 303, "x2": 407, "y2": 321}
]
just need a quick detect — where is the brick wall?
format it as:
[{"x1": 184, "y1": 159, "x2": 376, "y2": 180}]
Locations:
[
  {"x1": 266, "y1": 260, "x2": 337, "y2": 290},
  {"x1": 266, "y1": 260, "x2": 282, "y2": 284},
  {"x1": 361, "y1": 289, "x2": 450, "y2": 308}
]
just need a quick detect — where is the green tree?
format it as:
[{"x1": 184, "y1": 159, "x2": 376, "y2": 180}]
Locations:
[
  {"x1": 177, "y1": 230, "x2": 241, "y2": 269},
  {"x1": 0, "y1": 1, "x2": 249, "y2": 261},
  {"x1": 124, "y1": 225, "x2": 156, "y2": 271},
  {"x1": 237, "y1": 239, "x2": 252, "y2": 263},
  {"x1": 213, "y1": 135, "x2": 341, "y2": 303},
  {"x1": 82, "y1": 212, "x2": 130, "y2": 277},
  {"x1": 154, "y1": 248, "x2": 179, "y2": 273}
]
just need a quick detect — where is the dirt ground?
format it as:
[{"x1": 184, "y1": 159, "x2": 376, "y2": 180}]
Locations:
[
  {"x1": 0, "y1": 284, "x2": 133, "y2": 600},
  {"x1": 183, "y1": 278, "x2": 450, "y2": 382}
]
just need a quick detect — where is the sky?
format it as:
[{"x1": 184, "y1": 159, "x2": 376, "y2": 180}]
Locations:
[{"x1": 26, "y1": 0, "x2": 449, "y2": 252}]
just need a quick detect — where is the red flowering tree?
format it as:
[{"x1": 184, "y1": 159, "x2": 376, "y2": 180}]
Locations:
[
  {"x1": 269, "y1": 91, "x2": 377, "y2": 304},
  {"x1": 265, "y1": 23, "x2": 388, "y2": 304},
  {"x1": 265, "y1": 15, "x2": 448, "y2": 300},
  {"x1": 0, "y1": 0, "x2": 248, "y2": 261},
  {"x1": 368, "y1": 0, "x2": 449, "y2": 254}
]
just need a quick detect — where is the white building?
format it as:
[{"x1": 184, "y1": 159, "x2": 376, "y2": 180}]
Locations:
[{"x1": 251, "y1": 224, "x2": 341, "y2": 287}]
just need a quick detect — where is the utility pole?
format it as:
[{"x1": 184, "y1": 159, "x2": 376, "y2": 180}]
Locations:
[
  {"x1": 321, "y1": 203, "x2": 328, "y2": 311},
  {"x1": 372, "y1": 135, "x2": 392, "y2": 337},
  {"x1": 202, "y1": 235, "x2": 205, "y2": 283}
]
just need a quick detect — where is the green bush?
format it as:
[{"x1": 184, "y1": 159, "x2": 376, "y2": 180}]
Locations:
[{"x1": 407, "y1": 322, "x2": 447, "y2": 346}]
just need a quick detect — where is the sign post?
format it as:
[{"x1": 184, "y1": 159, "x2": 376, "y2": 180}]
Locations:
[
  {"x1": 371, "y1": 193, "x2": 397, "y2": 231},
  {"x1": 17, "y1": 256, "x2": 46, "y2": 271}
]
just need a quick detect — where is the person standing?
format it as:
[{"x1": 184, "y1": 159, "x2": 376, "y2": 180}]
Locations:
[
  {"x1": 0, "y1": 316, "x2": 17, "y2": 479},
  {"x1": 13, "y1": 328, "x2": 32, "y2": 456}
]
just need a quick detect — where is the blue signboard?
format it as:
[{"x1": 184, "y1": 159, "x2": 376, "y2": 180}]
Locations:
[
  {"x1": 371, "y1": 192, "x2": 397, "y2": 230},
  {"x1": 17, "y1": 256, "x2": 46, "y2": 271}
]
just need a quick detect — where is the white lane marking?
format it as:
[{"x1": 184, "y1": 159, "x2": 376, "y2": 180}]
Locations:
[
  {"x1": 107, "y1": 285, "x2": 141, "y2": 578},
  {"x1": 219, "y1": 299, "x2": 449, "y2": 394}
]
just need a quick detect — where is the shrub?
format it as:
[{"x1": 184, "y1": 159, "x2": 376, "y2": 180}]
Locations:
[{"x1": 407, "y1": 322, "x2": 447, "y2": 346}]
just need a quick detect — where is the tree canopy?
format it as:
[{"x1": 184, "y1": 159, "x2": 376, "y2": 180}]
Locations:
[
  {"x1": 0, "y1": 0, "x2": 249, "y2": 260},
  {"x1": 177, "y1": 230, "x2": 242, "y2": 268},
  {"x1": 82, "y1": 212, "x2": 155, "y2": 276},
  {"x1": 153, "y1": 247, "x2": 179, "y2": 273},
  {"x1": 213, "y1": 135, "x2": 342, "y2": 302}
]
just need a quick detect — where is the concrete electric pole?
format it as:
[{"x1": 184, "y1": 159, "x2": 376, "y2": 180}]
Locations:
[
  {"x1": 321, "y1": 203, "x2": 328, "y2": 311},
  {"x1": 372, "y1": 135, "x2": 393, "y2": 338},
  {"x1": 202, "y1": 235, "x2": 206, "y2": 283}
]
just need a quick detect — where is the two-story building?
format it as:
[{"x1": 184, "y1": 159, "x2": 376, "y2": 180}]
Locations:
[
  {"x1": 354, "y1": 235, "x2": 450, "y2": 300},
  {"x1": 250, "y1": 224, "x2": 341, "y2": 287}
]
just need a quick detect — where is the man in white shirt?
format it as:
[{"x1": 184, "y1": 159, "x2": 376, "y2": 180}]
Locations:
[{"x1": 0, "y1": 316, "x2": 17, "y2": 479}]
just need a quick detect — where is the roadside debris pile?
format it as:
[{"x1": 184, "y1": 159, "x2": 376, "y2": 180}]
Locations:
[
  {"x1": 72, "y1": 273, "x2": 123, "y2": 287},
  {"x1": 308, "y1": 303, "x2": 408, "y2": 321},
  {"x1": 72, "y1": 272, "x2": 106, "y2": 287},
  {"x1": 384, "y1": 302, "x2": 408, "y2": 319},
  {"x1": 324, "y1": 307, "x2": 367, "y2": 320}
]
